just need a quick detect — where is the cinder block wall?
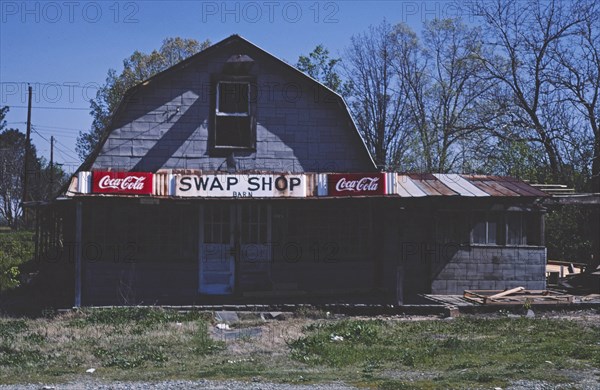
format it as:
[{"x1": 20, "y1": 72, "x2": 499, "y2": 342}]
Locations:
[{"x1": 431, "y1": 246, "x2": 547, "y2": 294}]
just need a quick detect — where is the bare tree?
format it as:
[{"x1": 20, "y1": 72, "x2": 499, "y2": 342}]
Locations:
[
  {"x1": 475, "y1": 0, "x2": 585, "y2": 182},
  {"x1": 344, "y1": 20, "x2": 412, "y2": 170},
  {"x1": 547, "y1": 0, "x2": 600, "y2": 191},
  {"x1": 396, "y1": 19, "x2": 492, "y2": 172},
  {"x1": 390, "y1": 23, "x2": 429, "y2": 171}
]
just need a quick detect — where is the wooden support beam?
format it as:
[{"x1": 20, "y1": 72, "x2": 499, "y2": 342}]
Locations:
[{"x1": 74, "y1": 201, "x2": 82, "y2": 307}]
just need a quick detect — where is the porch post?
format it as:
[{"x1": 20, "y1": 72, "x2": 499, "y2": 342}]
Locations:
[{"x1": 74, "y1": 201, "x2": 82, "y2": 307}]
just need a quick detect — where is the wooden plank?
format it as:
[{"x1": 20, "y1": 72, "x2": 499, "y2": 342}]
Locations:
[
  {"x1": 463, "y1": 289, "x2": 573, "y2": 305},
  {"x1": 489, "y1": 286, "x2": 525, "y2": 299}
]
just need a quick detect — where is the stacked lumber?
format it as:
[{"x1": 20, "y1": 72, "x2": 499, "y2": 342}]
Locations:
[{"x1": 463, "y1": 287, "x2": 573, "y2": 305}]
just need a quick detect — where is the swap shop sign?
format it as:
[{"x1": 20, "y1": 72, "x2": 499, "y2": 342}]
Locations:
[
  {"x1": 176, "y1": 174, "x2": 307, "y2": 198},
  {"x1": 328, "y1": 173, "x2": 386, "y2": 196},
  {"x1": 92, "y1": 171, "x2": 153, "y2": 195}
]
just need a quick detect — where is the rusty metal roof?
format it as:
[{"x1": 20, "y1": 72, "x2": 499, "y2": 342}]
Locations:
[{"x1": 395, "y1": 174, "x2": 547, "y2": 197}]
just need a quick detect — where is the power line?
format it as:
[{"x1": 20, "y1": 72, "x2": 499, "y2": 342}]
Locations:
[
  {"x1": 6, "y1": 123, "x2": 82, "y2": 138},
  {"x1": 31, "y1": 128, "x2": 80, "y2": 138},
  {"x1": 0, "y1": 81, "x2": 99, "y2": 89},
  {"x1": 31, "y1": 127, "x2": 50, "y2": 143},
  {"x1": 55, "y1": 138, "x2": 80, "y2": 157},
  {"x1": 51, "y1": 143, "x2": 79, "y2": 162},
  {"x1": 8, "y1": 105, "x2": 90, "y2": 111},
  {"x1": 31, "y1": 126, "x2": 79, "y2": 162},
  {"x1": 30, "y1": 124, "x2": 85, "y2": 132}
]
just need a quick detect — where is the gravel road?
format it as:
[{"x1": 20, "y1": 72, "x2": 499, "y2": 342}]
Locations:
[{"x1": 0, "y1": 379, "x2": 358, "y2": 390}]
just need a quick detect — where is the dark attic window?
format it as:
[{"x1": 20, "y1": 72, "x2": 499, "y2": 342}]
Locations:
[
  {"x1": 215, "y1": 82, "x2": 252, "y2": 147},
  {"x1": 212, "y1": 54, "x2": 256, "y2": 151}
]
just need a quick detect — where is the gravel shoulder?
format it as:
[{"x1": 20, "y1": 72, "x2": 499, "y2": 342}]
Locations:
[{"x1": 0, "y1": 379, "x2": 358, "y2": 390}]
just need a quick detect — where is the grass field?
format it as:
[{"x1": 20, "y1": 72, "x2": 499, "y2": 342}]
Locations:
[{"x1": 0, "y1": 307, "x2": 599, "y2": 389}]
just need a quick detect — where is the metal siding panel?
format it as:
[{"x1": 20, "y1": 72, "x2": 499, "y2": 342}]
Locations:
[
  {"x1": 397, "y1": 175, "x2": 428, "y2": 197},
  {"x1": 500, "y1": 178, "x2": 547, "y2": 197},
  {"x1": 494, "y1": 179, "x2": 533, "y2": 196},
  {"x1": 423, "y1": 178, "x2": 458, "y2": 196},
  {"x1": 408, "y1": 173, "x2": 437, "y2": 180},
  {"x1": 436, "y1": 174, "x2": 490, "y2": 197},
  {"x1": 462, "y1": 175, "x2": 518, "y2": 196},
  {"x1": 317, "y1": 174, "x2": 328, "y2": 196},
  {"x1": 481, "y1": 180, "x2": 519, "y2": 196},
  {"x1": 395, "y1": 182, "x2": 413, "y2": 197},
  {"x1": 411, "y1": 179, "x2": 442, "y2": 196}
]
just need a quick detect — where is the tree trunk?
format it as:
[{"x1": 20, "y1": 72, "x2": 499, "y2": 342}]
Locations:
[{"x1": 591, "y1": 136, "x2": 600, "y2": 193}]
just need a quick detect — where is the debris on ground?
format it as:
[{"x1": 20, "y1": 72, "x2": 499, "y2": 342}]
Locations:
[{"x1": 463, "y1": 288, "x2": 573, "y2": 305}]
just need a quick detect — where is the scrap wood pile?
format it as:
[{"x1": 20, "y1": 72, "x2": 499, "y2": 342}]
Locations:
[
  {"x1": 463, "y1": 287, "x2": 574, "y2": 305},
  {"x1": 559, "y1": 264, "x2": 600, "y2": 295}
]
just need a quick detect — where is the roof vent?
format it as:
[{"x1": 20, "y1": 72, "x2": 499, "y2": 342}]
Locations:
[{"x1": 223, "y1": 54, "x2": 255, "y2": 74}]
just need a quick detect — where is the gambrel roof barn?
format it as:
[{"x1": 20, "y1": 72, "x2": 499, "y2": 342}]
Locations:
[{"x1": 34, "y1": 35, "x2": 548, "y2": 307}]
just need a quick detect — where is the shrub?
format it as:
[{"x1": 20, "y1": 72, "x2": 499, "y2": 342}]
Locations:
[{"x1": 0, "y1": 231, "x2": 34, "y2": 291}]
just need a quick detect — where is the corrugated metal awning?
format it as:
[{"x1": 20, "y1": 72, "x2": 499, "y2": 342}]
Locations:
[{"x1": 395, "y1": 174, "x2": 547, "y2": 198}]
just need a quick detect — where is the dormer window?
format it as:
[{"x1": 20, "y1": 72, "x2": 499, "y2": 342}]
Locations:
[
  {"x1": 215, "y1": 81, "x2": 253, "y2": 148},
  {"x1": 212, "y1": 54, "x2": 256, "y2": 151}
]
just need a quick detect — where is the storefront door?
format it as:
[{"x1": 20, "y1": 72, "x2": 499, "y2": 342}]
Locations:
[
  {"x1": 199, "y1": 203, "x2": 271, "y2": 295},
  {"x1": 199, "y1": 204, "x2": 235, "y2": 294}
]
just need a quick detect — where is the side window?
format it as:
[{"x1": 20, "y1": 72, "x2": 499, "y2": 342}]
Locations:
[
  {"x1": 472, "y1": 214, "x2": 487, "y2": 244},
  {"x1": 470, "y1": 210, "x2": 542, "y2": 246},
  {"x1": 506, "y1": 212, "x2": 542, "y2": 246},
  {"x1": 212, "y1": 79, "x2": 256, "y2": 150},
  {"x1": 471, "y1": 212, "x2": 503, "y2": 245},
  {"x1": 506, "y1": 213, "x2": 523, "y2": 245}
]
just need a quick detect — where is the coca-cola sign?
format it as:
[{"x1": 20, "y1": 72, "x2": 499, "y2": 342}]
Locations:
[
  {"x1": 328, "y1": 173, "x2": 386, "y2": 196},
  {"x1": 92, "y1": 171, "x2": 153, "y2": 195}
]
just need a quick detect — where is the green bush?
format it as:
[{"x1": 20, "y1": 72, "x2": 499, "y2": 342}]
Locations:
[
  {"x1": 546, "y1": 206, "x2": 593, "y2": 263},
  {"x1": 0, "y1": 231, "x2": 34, "y2": 291}
]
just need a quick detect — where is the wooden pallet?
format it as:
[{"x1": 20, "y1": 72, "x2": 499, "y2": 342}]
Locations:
[{"x1": 463, "y1": 287, "x2": 573, "y2": 305}]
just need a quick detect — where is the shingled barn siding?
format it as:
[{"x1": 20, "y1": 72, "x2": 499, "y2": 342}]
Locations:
[{"x1": 92, "y1": 40, "x2": 373, "y2": 173}]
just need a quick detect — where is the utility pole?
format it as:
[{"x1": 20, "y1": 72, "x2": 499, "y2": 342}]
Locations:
[
  {"x1": 49, "y1": 135, "x2": 54, "y2": 199},
  {"x1": 22, "y1": 85, "x2": 32, "y2": 227}
]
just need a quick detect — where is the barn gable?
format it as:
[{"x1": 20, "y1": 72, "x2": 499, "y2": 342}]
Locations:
[{"x1": 87, "y1": 35, "x2": 376, "y2": 173}]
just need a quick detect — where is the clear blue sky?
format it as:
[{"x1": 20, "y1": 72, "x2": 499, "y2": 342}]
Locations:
[{"x1": 1, "y1": 0, "x2": 475, "y2": 172}]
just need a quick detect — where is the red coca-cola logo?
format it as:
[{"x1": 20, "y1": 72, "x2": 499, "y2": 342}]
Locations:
[
  {"x1": 335, "y1": 177, "x2": 380, "y2": 192},
  {"x1": 328, "y1": 173, "x2": 386, "y2": 196},
  {"x1": 92, "y1": 171, "x2": 153, "y2": 195}
]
